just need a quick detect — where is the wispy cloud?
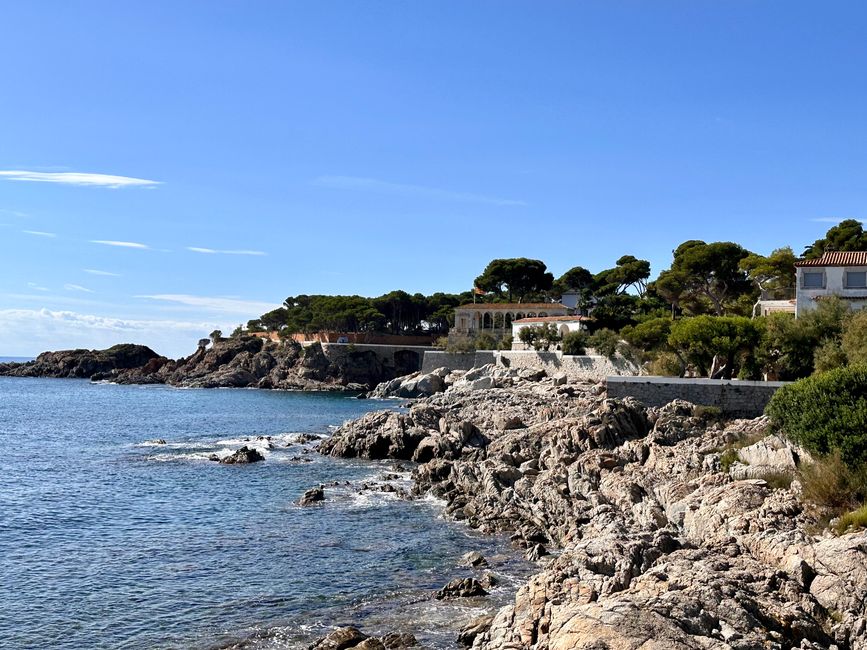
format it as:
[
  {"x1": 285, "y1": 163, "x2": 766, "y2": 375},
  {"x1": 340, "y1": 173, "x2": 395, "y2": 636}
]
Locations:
[
  {"x1": 90, "y1": 240, "x2": 150, "y2": 249},
  {"x1": 0, "y1": 308, "x2": 225, "y2": 358},
  {"x1": 83, "y1": 269, "x2": 121, "y2": 277},
  {"x1": 810, "y1": 217, "x2": 863, "y2": 223},
  {"x1": 136, "y1": 293, "x2": 276, "y2": 315},
  {"x1": 313, "y1": 175, "x2": 527, "y2": 207},
  {"x1": 1, "y1": 208, "x2": 28, "y2": 217},
  {"x1": 0, "y1": 170, "x2": 160, "y2": 189},
  {"x1": 64, "y1": 284, "x2": 94, "y2": 293},
  {"x1": 27, "y1": 282, "x2": 49, "y2": 292},
  {"x1": 186, "y1": 246, "x2": 267, "y2": 256},
  {"x1": 22, "y1": 230, "x2": 56, "y2": 238}
]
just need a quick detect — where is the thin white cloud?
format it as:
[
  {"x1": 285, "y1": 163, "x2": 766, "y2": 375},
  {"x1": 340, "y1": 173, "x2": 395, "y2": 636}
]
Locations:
[
  {"x1": 0, "y1": 170, "x2": 160, "y2": 189},
  {"x1": 64, "y1": 284, "x2": 94, "y2": 293},
  {"x1": 83, "y1": 269, "x2": 121, "y2": 277},
  {"x1": 90, "y1": 240, "x2": 150, "y2": 249},
  {"x1": 22, "y1": 230, "x2": 56, "y2": 238},
  {"x1": 27, "y1": 282, "x2": 49, "y2": 292},
  {"x1": 0, "y1": 208, "x2": 28, "y2": 217},
  {"x1": 0, "y1": 308, "x2": 225, "y2": 358},
  {"x1": 186, "y1": 246, "x2": 267, "y2": 256},
  {"x1": 313, "y1": 175, "x2": 527, "y2": 207},
  {"x1": 136, "y1": 293, "x2": 277, "y2": 315}
]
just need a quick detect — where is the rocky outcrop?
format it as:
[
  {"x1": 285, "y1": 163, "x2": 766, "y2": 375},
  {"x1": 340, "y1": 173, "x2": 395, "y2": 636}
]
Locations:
[
  {"x1": 214, "y1": 446, "x2": 265, "y2": 464},
  {"x1": 320, "y1": 372, "x2": 867, "y2": 650},
  {"x1": 0, "y1": 344, "x2": 161, "y2": 379},
  {"x1": 435, "y1": 577, "x2": 488, "y2": 600},
  {"x1": 2, "y1": 338, "x2": 406, "y2": 390},
  {"x1": 308, "y1": 627, "x2": 417, "y2": 650},
  {"x1": 298, "y1": 485, "x2": 325, "y2": 506}
]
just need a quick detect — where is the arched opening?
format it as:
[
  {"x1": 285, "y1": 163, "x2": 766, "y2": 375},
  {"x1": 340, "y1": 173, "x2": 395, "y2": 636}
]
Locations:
[
  {"x1": 559, "y1": 324, "x2": 570, "y2": 338},
  {"x1": 482, "y1": 312, "x2": 493, "y2": 329},
  {"x1": 504, "y1": 313, "x2": 513, "y2": 329}
]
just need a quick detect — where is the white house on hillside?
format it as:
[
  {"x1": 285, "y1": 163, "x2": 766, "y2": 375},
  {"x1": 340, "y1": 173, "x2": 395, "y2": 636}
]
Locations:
[
  {"x1": 511, "y1": 315, "x2": 590, "y2": 350},
  {"x1": 795, "y1": 251, "x2": 867, "y2": 317}
]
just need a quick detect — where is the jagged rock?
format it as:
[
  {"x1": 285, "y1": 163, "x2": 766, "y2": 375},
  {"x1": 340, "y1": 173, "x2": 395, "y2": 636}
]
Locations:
[
  {"x1": 457, "y1": 615, "x2": 493, "y2": 647},
  {"x1": 525, "y1": 543, "x2": 549, "y2": 561},
  {"x1": 308, "y1": 627, "x2": 368, "y2": 650},
  {"x1": 146, "y1": 439, "x2": 167, "y2": 445},
  {"x1": 435, "y1": 577, "x2": 488, "y2": 599},
  {"x1": 0, "y1": 344, "x2": 162, "y2": 379},
  {"x1": 460, "y1": 551, "x2": 488, "y2": 567},
  {"x1": 299, "y1": 486, "x2": 325, "y2": 506},
  {"x1": 379, "y1": 633, "x2": 417, "y2": 649},
  {"x1": 218, "y1": 446, "x2": 265, "y2": 464}
]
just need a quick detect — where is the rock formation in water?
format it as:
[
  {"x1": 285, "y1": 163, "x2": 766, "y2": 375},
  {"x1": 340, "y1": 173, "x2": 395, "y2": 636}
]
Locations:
[
  {"x1": 320, "y1": 365, "x2": 867, "y2": 650},
  {"x1": 0, "y1": 337, "x2": 404, "y2": 390}
]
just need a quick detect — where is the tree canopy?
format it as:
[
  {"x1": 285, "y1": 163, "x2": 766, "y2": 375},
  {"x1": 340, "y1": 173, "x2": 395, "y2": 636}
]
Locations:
[
  {"x1": 803, "y1": 219, "x2": 867, "y2": 259},
  {"x1": 474, "y1": 258, "x2": 554, "y2": 302}
]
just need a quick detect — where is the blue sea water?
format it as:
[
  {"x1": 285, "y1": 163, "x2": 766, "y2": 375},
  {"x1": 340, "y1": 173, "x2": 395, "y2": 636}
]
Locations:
[{"x1": 0, "y1": 378, "x2": 530, "y2": 650}]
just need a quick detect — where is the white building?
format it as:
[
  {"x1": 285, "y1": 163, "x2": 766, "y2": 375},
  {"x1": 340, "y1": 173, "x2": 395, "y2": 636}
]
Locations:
[
  {"x1": 511, "y1": 315, "x2": 590, "y2": 350},
  {"x1": 795, "y1": 251, "x2": 867, "y2": 317},
  {"x1": 451, "y1": 303, "x2": 568, "y2": 340}
]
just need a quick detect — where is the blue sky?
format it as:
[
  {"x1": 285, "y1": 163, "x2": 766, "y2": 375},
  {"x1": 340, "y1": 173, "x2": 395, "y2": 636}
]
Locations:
[{"x1": 2, "y1": 2, "x2": 866, "y2": 357}]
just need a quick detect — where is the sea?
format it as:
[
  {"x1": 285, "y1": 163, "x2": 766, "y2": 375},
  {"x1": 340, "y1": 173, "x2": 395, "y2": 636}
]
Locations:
[{"x1": 0, "y1": 377, "x2": 531, "y2": 650}]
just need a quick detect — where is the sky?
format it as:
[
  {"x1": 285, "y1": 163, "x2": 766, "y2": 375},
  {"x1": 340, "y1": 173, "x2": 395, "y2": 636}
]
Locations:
[{"x1": 1, "y1": 1, "x2": 866, "y2": 357}]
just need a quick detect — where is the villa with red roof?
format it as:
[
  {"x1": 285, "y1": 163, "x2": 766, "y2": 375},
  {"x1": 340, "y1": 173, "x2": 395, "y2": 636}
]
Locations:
[{"x1": 795, "y1": 251, "x2": 867, "y2": 317}]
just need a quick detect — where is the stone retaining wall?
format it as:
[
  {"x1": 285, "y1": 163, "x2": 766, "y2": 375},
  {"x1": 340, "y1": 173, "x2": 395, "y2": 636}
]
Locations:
[
  {"x1": 422, "y1": 350, "x2": 636, "y2": 382},
  {"x1": 606, "y1": 376, "x2": 789, "y2": 418},
  {"x1": 322, "y1": 343, "x2": 436, "y2": 376}
]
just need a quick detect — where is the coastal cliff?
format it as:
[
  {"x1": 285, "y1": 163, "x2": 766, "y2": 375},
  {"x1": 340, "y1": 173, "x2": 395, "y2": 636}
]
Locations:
[
  {"x1": 319, "y1": 366, "x2": 867, "y2": 650},
  {"x1": 0, "y1": 337, "x2": 401, "y2": 390}
]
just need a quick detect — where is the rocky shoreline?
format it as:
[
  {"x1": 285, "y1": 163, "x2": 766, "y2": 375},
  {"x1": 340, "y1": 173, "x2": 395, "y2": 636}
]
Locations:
[
  {"x1": 313, "y1": 364, "x2": 867, "y2": 650},
  {"x1": 0, "y1": 338, "x2": 408, "y2": 391}
]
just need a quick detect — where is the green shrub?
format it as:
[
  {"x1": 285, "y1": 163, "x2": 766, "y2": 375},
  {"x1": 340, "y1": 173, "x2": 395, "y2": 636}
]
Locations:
[
  {"x1": 719, "y1": 448, "x2": 740, "y2": 472},
  {"x1": 561, "y1": 330, "x2": 587, "y2": 355},
  {"x1": 766, "y1": 365, "x2": 867, "y2": 466},
  {"x1": 842, "y1": 310, "x2": 867, "y2": 366},
  {"x1": 813, "y1": 339, "x2": 848, "y2": 374},
  {"x1": 836, "y1": 503, "x2": 867, "y2": 535},
  {"x1": 646, "y1": 351, "x2": 683, "y2": 376},
  {"x1": 694, "y1": 405, "x2": 723, "y2": 422},
  {"x1": 622, "y1": 317, "x2": 672, "y2": 352},
  {"x1": 475, "y1": 333, "x2": 498, "y2": 350},
  {"x1": 799, "y1": 451, "x2": 867, "y2": 511},
  {"x1": 588, "y1": 328, "x2": 620, "y2": 358},
  {"x1": 447, "y1": 337, "x2": 476, "y2": 353},
  {"x1": 756, "y1": 470, "x2": 794, "y2": 491},
  {"x1": 498, "y1": 335, "x2": 513, "y2": 351}
]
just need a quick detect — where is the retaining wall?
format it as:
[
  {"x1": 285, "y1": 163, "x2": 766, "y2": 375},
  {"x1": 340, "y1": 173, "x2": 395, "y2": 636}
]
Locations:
[
  {"x1": 321, "y1": 343, "x2": 436, "y2": 376},
  {"x1": 606, "y1": 376, "x2": 789, "y2": 418},
  {"x1": 421, "y1": 350, "x2": 636, "y2": 382}
]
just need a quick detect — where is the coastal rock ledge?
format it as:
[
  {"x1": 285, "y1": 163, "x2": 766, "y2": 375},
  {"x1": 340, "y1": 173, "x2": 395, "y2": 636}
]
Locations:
[{"x1": 319, "y1": 372, "x2": 867, "y2": 650}]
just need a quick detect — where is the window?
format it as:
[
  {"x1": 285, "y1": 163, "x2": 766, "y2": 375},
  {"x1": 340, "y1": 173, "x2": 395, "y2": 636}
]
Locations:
[
  {"x1": 846, "y1": 271, "x2": 867, "y2": 289},
  {"x1": 802, "y1": 272, "x2": 824, "y2": 289}
]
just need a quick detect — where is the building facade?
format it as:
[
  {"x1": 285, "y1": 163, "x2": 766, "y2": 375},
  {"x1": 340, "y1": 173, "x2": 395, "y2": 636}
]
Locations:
[
  {"x1": 511, "y1": 315, "x2": 590, "y2": 350},
  {"x1": 451, "y1": 303, "x2": 568, "y2": 340},
  {"x1": 794, "y1": 251, "x2": 867, "y2": 317}
]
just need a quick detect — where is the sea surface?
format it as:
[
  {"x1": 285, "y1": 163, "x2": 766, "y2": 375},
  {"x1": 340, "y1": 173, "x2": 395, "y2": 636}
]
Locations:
[{"x1": 0, "y1": 378, "x2": 530, "y2": 650}]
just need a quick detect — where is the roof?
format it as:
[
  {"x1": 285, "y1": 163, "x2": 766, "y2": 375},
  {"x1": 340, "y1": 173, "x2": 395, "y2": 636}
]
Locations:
[
  {"x1": 794, "y1": 251, "x2": 867, "y2": 267},
  {"x1": 514, "y1": 316, "x2": 591, "y2": 323},
  {"x1": 456, "y1": 303, "x2": 567, "y2": 311}
]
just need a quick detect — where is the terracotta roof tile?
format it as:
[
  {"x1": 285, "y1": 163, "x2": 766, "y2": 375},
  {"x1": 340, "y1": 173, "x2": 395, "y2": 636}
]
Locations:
[
  {"x1": 456, "y1": 303, "x2": 567, "y2": 310},
  {"x1": 795, "y1": 251, "x2": 867, "y2": 267},
  {"x1": 514, "y1": 316, "x2": 591, "y2": 323}
]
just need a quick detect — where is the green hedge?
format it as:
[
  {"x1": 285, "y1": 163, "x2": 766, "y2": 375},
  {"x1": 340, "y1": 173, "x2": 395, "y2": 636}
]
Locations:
[{"x1": 766, "y1": 365, "x2": 867, "y2": 466}]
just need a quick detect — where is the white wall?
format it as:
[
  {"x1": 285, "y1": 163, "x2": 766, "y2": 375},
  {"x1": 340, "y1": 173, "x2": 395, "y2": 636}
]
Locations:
[{"x1": 796, "y1": 266, "x2": 867, "y2": 316}]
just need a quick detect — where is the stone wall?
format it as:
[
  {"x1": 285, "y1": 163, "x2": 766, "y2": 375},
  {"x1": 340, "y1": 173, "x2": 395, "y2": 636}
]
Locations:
[
  {"x1": 606, "y1": 376, "x2": 789, "y2": 418},
  {"x1": 322, "y1": 343, "x2": 436, "y2": 377},
  {"x1": 422, "y1": 350, "x2": 636, "y2": 382}
]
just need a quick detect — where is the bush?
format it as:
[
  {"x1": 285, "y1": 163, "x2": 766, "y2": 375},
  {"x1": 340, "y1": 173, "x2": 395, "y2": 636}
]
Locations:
[
  {"x1": 843, "y1": 310, "x2": 867, "y2": 366},
  {"x1": 668, "y1": 315, "x2": 761, "y2": 378},
  {"x1": 518, "y1": 323, "x2": 561, "y2": 351},
  {"x1": 447, "y1": 337, "x2": 476, "y2": 353},
  {"x1": 799, "y1": 451, "x2": 867, "y2": 511},
  {"x1": 813, "y1": 339, "x2": 847, "y2": 374},
  {"x1": 498, "y1": 335, "x2": 513, "y2": 351},
  {"x1": 588, "y1": 328, "x2": 620, "y2": 358},
  {"x1": 475, "y1": 333, "x2": 498, "y2": 350},
  {"x1": 646, "y1": 351, "x2": 684, "y2": 376},
  {"x1": 561, "y1": 330, "x2": 587, "y2": 355},
  {"x1": 836, "y1": 503, "x2": 867, "y2": 535},
  {"x1": 622, "y1": 317, "x2": 672, "y2": 352},
  {"x1": 766, "y1": 365, "x2": 867, "y2": 466}
]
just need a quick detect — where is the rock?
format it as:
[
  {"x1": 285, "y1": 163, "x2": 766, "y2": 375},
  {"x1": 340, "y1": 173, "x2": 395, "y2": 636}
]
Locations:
[
  {"x1": 219, "y1": 446, "x2": 265, "y2": 464},
  {"x1": 494, "y1": 415, "x2": 524, "y2": 431},
  {"x1": 525, "y1": 543, "x2": 549, "y2": 561},
  {"x1": 146, "y1": 438, "x2": 167, "y2": 445},
  {"x1": 479, "y1": 572, "x2": 499, "y2": 589},
  {"x1": 308, "y1": 627, "x2": 368, "y2": 650},
  {"x1": 457, "y1": 615, "x2": 493, "y2": 647},
  {"x1": 298, "y1": 486, "x2": 325, "y2": 506},
  {"x1": 353, "y1": 640, "x2": 385, "y2": 650},
  {"x1": 459, "y1": 551, "x2": 489, "y2": 567},
  {"x1": 379, "y1": 633, "x2": 417, "y2": 649},
  {"x1": 435, "y1": 577, "x2": 488, "y2": 599}
]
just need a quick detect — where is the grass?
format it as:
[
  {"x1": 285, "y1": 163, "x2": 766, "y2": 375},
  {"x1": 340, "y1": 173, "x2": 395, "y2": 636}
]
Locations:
[
  {"x1": 835, "y1": 503, "x2": 867, "y2": 535},
  {"x1": 756, "y1": 470, "x2": 794, "y2": 490},
  {"x1": 720, "y1": 448, "x2": 741, "y2": 472}
]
